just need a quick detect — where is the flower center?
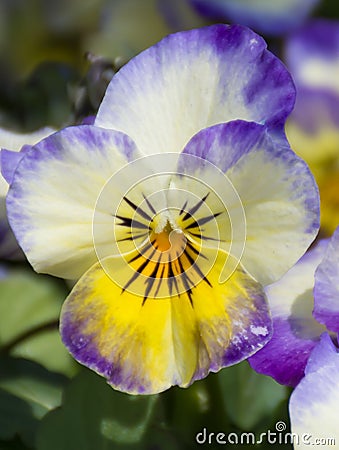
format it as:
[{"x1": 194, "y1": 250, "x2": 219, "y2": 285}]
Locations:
[
  {"x1": 149, "y1": 213, "x2": 186, "y2": 262},
  {"x1": 111, "y1": 191, "x2": 221, "y2": 302}
]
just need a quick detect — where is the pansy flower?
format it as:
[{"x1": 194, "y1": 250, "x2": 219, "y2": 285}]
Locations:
[
  {"x1": 249, "y1": 226, "x2": 339, "y2": 387},
  {"x1": 3, "y1": 25, "x2": 319, "y2": 394},
  {"x1": 289, "y1": 333, "x2": 339, "y2": 448},
  {"x1": 188, "y1": 0, "x2": 320, "y2": 36},
  {"x1": 0, "y1": 126, "x2": 55, "y2": 259},
  {"x1": 285, "y1": 20, "x2": 339, "y2": 235}
]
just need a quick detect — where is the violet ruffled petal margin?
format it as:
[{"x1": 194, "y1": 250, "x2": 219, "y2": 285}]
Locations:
[
  {"x1": 180, "y1": 120, "x2": 320, "y2": 285},
  {"x1": 95, "y1": 24, "x2": 295, "y2": 154},
  {"x1": 189, "y1": 0, "x2": 320, "y2": 36},
  {"x1": 249, "y1": 241, "x2": 328, "y2": 386},
  {"x1": 5, "y1": 125, "x2": 143, "y2": 279},
  {"x1": 1, "y1": 147, "x2": 31, "y2": 185},
  {"x1": 313, "y1": 226, "x2": 339, "y2": 333},
  {"x1": 289, "y1": 333, "x2": 339, "y2": 448}
]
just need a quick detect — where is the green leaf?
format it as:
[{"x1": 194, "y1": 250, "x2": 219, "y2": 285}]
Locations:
[
  {"x1": 0, "y1": 436, "x2": 32, "y2": 450},
  {"x1": 0, "y1": 357, "x2": 68, "y2": 446},
  {"x1": 0, "y1": 268, "x2": 77, "y2": 377},
  {"x1": 0, "y1": 388, "x2": 37, "y2": 445},
  {"x1": 37, "y1": 369, "x2": 158, "y2": 450},
  {"x1": 217, "y1": 361, "x2": 288, "y2": 430}
]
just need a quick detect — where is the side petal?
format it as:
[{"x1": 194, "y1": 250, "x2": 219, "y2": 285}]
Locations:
[
  {"x1": 60, "y1": 249, "x2": 271, "y2": 394},
  {"x1": 0, "y1": 127, "x2": 55, "y2": 259},
  {"x1": 313, "y1": 226, "x2": 339, "y2": 332},
  {"x1": 6, "y1": 125, "x2": 144, "y2": 279},
  {"x1": 249, "y1": 241, "x2": 328, "y2": 386},
  {"x1": 289, "y1": 333, "x2": 339, "y2": 449},
  {"x1": 95, "y1": 24, "x2": 295, "y2": 155},
  {"x1": 179, "y1": 120, "x2": 319, "y2": 285}
]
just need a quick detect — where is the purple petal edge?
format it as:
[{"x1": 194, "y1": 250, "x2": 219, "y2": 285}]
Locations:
[
  {"x1": 1, "y1": 149, "x2": 28, "y2": 185},
  {"x1": 313, "y1": 226, "x2": 339, "y2": 333},
  {"x1": 60, "y1": 311, "x2": 148, "y2": 394},
  {"x1": 249, "y1": 317, "x2": 318, "y2": 387}
]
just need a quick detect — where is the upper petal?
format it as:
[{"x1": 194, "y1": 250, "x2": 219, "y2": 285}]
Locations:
[
  {"x1": 289, "y1": 333, "x2": 339, "y2": 449},
  {"x1": 6, "y1": 125, "x2": 145, "y2": 279},
  {"x1": 313, "y1": 226, "x2": 339, "y2": 333},
  {"x1": 95, "y1": 24, "x2": 295, "y2": 155}
]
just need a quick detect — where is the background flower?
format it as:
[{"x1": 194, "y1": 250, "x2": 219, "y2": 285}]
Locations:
[
  {"x1": 289, "y1": 333, "x2": 339, "y2": 449},
  {"x1": 188, "y1": 0, "x2": 320, "y2": 36},
  {"x1": 249, "y1": 226, "x2": 339, "y2": 386},
  {"x1": 285, "y1": 19, "x2": 339, "y2": 234}
]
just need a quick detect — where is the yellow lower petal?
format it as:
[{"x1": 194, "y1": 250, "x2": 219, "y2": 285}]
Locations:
[{"x1": 60, "y1": 249, "x2": 271, "y2": 394}]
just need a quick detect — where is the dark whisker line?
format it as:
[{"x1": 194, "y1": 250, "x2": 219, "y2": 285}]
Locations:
[
  {"x1": 128, "y1": 239, "x2": 156, "y2": 263},
  {"x1": 183, "y1": 247, "x2": 196, "y2": 267},
  {"x1": 123, "y1": 196, "x2": 153, "y2": 222},
  {"x1": 200, "y1": 235, "x2": 220, "y2": 242},
  {"x1": 189, "y1": 232, "x2": 202, "y2": 239},
  {"x1": 142, "y1": 255, "x2": 162, "y2": 305},
  {"x1": 184, "y1": 219, "x2": 199, "y2": 231},
  {"x1": 183, "y1": 249, "x2": 212, "y2": 287},
  {"x1": 117, "y1": 232, "x2": 148, "y2": 242},
  {"x1": 167, "y1": 259, "x2": 175, "y2": 296},
  {"x1": 190, "y1": 231, "x2": 220, "y2": 242},
  {"x1": 175, "y1": 251, "x2": 186, "y2": 275},
  {"x1": 148, "y1": 256, "x2": 162, "y2": 280},
  {"x1": 122, "y1": 246, "x2": 158, "y2": 294},
  {"x1": 182, "y1": 193, "x2": 209, "y2": 221},
  {"x1": 154, "y1": 265, "x2": 166, "y2": 297},
  {"x1": 168, "y1": 258, "x2": 181, "y2": 297},
  {"x1": 142, "y1": 193, "x2": 156, "y2": 215},
  {"x1": 185, "y1": 241, "x2": 207, "y2": 260},
  {"x1": 185, "y1": 212, "x2": 223, "y2": 230},
  {"x1": 176, "y1": 252, "x2": 194, "y2": 307},
  {"x1": 123, "y1": 196, "x2": 151, "y2": 220},
  {"x1": 179, "y1": 200, "x2": 188, "y2": 216},
  {"x1": 115, "y1": 215, "x2": 148, "y2": 230},
  {"x1": 135, "y1": 245, "x2": 158, "y2": 274},
  {"x1": 177, "y1": 253, "x2": 194, "y2": 287}
]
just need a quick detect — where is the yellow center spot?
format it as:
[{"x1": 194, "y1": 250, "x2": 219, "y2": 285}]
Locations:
[
  {"x1": 151, "y1": 221, "x2": 172, "y2": 252},
  {"x1": 149, "y1": 221, "x2": 187, "y2": 264},
  {"x1": 154, "y1": 231, "x2": 171, "y2": 251}
]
